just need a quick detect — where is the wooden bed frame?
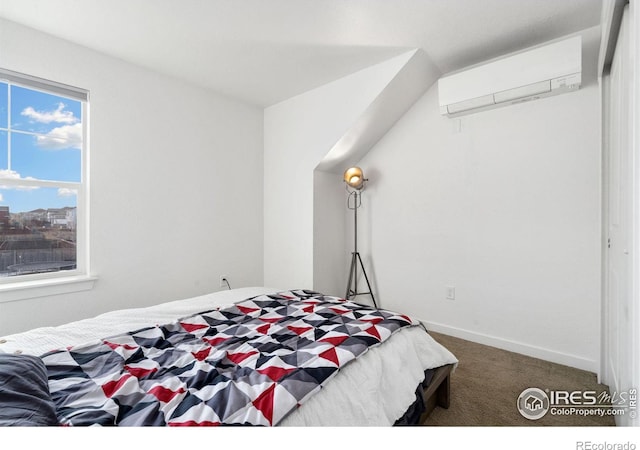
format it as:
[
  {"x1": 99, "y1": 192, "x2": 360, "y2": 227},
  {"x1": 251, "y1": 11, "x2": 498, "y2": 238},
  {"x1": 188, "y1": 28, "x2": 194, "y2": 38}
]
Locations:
[{"x1": 419, "y1": 363, "x2": 454, "y2": 424}]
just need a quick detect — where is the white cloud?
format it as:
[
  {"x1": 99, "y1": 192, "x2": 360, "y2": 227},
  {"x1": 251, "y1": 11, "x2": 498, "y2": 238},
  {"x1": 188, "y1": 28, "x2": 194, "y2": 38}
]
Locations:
[
  {"x1": 0, "y1": 169, "x2": 39, "y2": 191},
  {"x1": 0, "y1": 169, "x2": 30, "y2": 181},
  {"x1": 0, "y1": 193, "x2": 3, "y2": 202},
  {"x1": 36, "y1": 123, "x2": 83, "y2": 150},
  {"x1": 0, "y1": 169, "x2": 21, "y2": 180},
  {"x1": 21, "y1": 102, "x2": 78, "y2": 124},
  {"x1": 57, "y1": 188, "x2": 77, "y2": 197}
]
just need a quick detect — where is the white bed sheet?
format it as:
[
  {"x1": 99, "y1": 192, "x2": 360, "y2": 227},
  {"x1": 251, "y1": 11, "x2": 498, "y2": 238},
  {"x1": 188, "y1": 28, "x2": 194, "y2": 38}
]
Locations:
[{"x1": 0, "y1": 287, "x2": 458, "y2": 426}]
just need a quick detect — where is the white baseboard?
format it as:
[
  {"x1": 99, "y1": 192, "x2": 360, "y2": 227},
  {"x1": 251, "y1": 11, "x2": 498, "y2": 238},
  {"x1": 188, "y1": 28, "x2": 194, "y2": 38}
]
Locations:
[{"x1": 421, "y1": 320, "x2": 599, "y2": 374}]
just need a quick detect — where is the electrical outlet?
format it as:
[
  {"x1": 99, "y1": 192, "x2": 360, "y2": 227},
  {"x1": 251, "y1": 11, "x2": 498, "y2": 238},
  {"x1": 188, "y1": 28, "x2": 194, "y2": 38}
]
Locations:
[
  {"x1": 446, "y1": 286, "x2": 455, "y2": 300},
  {"x1": 220, "y1": 275, "x2": 229, "y2": 288}
]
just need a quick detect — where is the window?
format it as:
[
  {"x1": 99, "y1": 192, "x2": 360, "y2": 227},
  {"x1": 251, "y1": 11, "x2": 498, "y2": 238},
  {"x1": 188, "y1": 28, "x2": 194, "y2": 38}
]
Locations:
[{"x1": 0, "y1": 68, "x2": 89, "y2": 288}]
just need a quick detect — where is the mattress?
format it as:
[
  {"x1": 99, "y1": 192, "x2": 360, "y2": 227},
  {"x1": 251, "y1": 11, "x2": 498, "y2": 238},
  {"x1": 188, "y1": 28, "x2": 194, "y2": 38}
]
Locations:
[{"x1": 0, "y1": 287, "x2": 458, "y2": 426}]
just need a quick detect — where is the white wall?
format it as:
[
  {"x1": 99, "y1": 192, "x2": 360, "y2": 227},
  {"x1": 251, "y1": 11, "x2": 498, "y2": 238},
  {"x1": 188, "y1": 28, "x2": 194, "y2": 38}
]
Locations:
[
  {"x1": 0, "y1": 19, "x2": 264, "y2": 335},
  {"x1": 313, "y1": 170, "x2": 348, "y2": 296},
  {"x1": 263, "y1": 52, "x2": 421, "y2": 292},
  {"x1": 354, "y1": 28, "x2": 603, "y2": 371}
]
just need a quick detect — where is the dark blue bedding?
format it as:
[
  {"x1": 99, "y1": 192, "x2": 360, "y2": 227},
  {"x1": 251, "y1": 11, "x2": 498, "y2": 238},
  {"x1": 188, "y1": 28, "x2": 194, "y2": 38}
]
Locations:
[{"x1": 0, "y1": 353, "x2": 59, "y2": 426}]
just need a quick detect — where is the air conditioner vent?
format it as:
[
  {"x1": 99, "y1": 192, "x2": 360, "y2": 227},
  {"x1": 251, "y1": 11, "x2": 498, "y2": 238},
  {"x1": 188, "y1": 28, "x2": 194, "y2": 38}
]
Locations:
[{"x1": 438, "y1": 36, "x2": 582, "y2": 117}]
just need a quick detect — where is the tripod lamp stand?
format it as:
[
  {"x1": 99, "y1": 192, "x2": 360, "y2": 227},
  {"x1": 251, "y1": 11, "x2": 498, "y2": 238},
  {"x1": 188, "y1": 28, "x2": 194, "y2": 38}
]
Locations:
[{"x1": 344, "y1": 166, "x2": 378, "y2": 308}]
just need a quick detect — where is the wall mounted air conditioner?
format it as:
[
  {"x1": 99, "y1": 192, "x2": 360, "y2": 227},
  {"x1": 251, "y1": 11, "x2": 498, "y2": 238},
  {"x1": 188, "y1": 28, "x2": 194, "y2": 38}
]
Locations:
[{"x1": 438, "y1": 36, "x2": 582, "y2": 117}]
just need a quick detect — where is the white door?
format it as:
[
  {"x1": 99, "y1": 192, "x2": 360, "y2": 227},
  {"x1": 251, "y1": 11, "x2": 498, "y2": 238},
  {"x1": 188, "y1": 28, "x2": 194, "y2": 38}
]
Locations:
[{"x1": 604, "y1": 4, "x2": 634, "y2": 425}]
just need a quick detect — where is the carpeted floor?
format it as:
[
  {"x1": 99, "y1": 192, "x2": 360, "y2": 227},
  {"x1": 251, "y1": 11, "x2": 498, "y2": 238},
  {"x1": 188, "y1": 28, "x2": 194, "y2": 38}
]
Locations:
[{"x1": 424, "y1": 332, "x2": 616, "y2": 426}]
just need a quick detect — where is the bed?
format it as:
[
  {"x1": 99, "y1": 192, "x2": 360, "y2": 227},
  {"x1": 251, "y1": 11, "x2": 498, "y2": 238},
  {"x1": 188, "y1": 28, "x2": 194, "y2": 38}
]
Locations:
[{"x1": 0, "y1": 287, "x2": 458, "y2": 426}]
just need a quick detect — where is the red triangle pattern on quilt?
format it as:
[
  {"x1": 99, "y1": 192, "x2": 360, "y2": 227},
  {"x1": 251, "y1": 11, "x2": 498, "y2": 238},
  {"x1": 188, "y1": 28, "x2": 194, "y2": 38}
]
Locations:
[
  {"x1": 148, "y1": 385, "x2": 186, "y2": 403},
  {"x1": 180, "y1": 322, "x2": 209, "y2": 333},
  {"x1": 227, "y1": 350, "x2": 258, "y2": 364},
  {"x1": 101, "y1": 374, "x2": 133, "y2": 398},
  {"x1": 124, "y1": 365, "x2": 157, "y2": 378},
  {"x1": 191, "y1": 347, "x2": 212, "y2": 361},
  {"x1": 252, "y1": 383, "x2": 276, "y2": 424},
  {"x1": 319, "y1": 347, "x2": 339, "y2": 366},
  {"x1": 258, "y1": 365, "x2": 296, "y2": 381}
]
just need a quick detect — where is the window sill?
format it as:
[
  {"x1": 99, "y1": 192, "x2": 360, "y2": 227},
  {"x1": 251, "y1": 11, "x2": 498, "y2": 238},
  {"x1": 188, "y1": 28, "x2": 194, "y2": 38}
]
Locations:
[{"x1": 0, "y1": 275, "x2": 97, "y2": 303}]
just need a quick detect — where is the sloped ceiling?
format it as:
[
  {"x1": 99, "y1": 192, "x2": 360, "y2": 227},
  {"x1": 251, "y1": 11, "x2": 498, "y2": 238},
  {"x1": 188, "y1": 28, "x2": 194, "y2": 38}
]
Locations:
[{"x1": 0, "y1": 0, "x2": 602, "y2": 107}]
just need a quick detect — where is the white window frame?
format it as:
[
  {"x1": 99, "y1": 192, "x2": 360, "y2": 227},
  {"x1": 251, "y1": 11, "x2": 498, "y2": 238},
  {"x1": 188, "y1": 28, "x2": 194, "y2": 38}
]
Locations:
[{"x1": 0, "y1": 68, "x2": 95, "y2": 302}]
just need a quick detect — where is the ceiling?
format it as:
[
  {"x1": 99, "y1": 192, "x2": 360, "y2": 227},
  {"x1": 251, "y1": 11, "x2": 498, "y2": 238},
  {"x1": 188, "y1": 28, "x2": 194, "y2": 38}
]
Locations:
[{"x1": 0, "y1": 0, "x2": 603, "y2": 107}]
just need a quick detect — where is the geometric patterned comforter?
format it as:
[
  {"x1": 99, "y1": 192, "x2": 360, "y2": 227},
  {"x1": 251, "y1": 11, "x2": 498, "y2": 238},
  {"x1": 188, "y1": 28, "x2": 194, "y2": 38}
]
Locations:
[{"x1": 41, "y1": 290, "x2": 421, "y2": 426}]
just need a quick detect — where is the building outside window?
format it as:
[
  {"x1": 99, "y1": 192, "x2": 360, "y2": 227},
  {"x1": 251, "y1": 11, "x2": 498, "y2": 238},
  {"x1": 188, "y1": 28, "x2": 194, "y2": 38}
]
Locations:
[{"x1": 0, "y1": 68, "x2": 88, "y2": 284}]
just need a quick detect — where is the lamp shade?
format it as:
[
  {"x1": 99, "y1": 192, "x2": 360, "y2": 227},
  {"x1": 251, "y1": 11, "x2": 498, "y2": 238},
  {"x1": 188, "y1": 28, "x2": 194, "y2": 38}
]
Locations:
[{"x1": 344, "y1": 166, "x2": 365, "y2": 190}]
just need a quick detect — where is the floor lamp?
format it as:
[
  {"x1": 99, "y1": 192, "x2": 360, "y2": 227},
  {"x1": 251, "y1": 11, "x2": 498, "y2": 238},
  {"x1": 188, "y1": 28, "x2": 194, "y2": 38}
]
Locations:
[{"x1": 344, "y1": 167, "x2": 378, "y2": 308}]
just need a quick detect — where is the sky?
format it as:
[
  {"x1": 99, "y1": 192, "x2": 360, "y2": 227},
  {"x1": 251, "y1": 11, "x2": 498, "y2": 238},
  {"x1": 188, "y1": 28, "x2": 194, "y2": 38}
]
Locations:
[{"x1": 0, "y1": 82, "x2": 81, "y2": 213}]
